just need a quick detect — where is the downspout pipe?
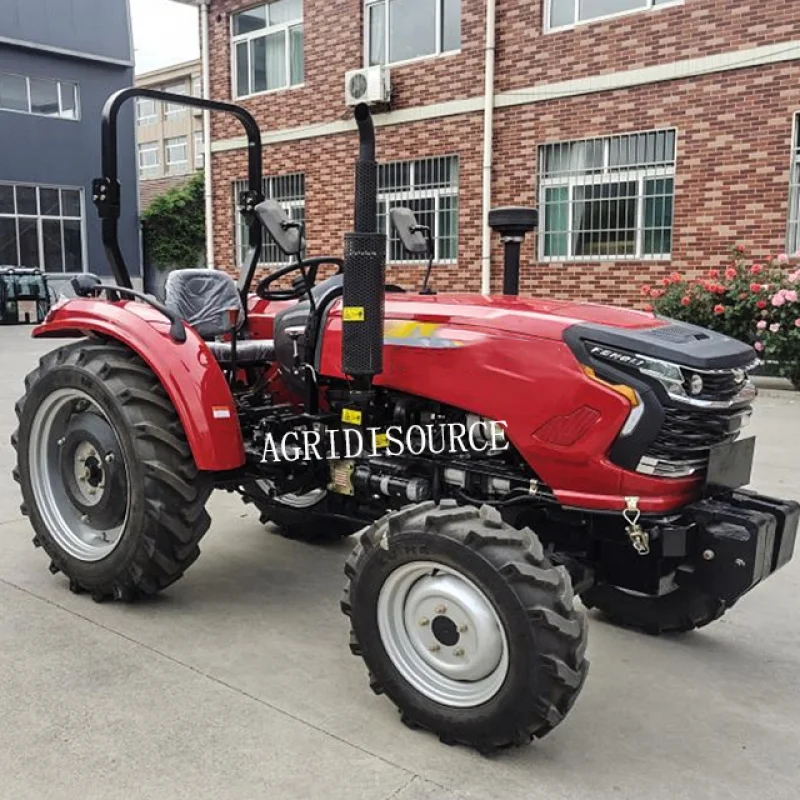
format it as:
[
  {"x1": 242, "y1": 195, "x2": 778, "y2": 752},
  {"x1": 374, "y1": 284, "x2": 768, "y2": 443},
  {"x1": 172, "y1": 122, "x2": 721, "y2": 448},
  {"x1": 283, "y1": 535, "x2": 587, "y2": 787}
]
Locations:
[
  {"x1": 480, "y1": 0, "x2": 497, "y2": 295},
  {"x1": 199, "y1": 0, "x2": 214, "y2": 268}
]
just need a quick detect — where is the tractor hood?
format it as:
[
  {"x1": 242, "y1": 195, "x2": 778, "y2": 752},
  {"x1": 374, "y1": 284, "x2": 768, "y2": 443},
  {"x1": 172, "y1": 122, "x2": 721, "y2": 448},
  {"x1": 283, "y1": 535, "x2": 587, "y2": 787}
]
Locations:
[{"x1": 381, "y1": 293, "x2": 756, "y2": 371}]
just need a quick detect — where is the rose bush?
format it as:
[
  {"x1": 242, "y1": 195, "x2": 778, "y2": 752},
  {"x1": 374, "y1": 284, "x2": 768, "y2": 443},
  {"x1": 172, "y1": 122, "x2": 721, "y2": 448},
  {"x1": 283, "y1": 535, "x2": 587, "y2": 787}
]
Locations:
[{"x1": 642, "y1": 246, "x2": 800, "y2": 388}]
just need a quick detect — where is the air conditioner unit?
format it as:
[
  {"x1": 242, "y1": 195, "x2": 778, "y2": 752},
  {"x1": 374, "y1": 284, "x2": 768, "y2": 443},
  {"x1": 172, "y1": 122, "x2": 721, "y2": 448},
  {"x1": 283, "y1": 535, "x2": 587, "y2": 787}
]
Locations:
[{"x1": 344, "y1": 65, "x2": 391, "y2": 107}]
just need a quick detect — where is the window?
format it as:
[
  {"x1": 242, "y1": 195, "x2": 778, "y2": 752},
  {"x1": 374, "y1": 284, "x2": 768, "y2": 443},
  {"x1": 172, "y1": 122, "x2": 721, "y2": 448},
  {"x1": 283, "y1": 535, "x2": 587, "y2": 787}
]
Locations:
[
  {"x1": 136, "y1": 97, "x2": 158, "y2": 126},
  {"x1": 232, "y1": 1, "x2": 304, "y2": 98},
  {"x1": 194, "y1": 131, "x2": 205, "y2": 169},
  {"x1": 164, "y1": 81, "x2": 187, "y2": 117},
  {"x1": 0, "y1": 72, "x2": 79, "y2": 120},
  {"x1": 788, "y1": 115, "x2": 800, "y2": 255},
  {"x1": 538, "y1": 130, "x2": 676, "y2": 261},
  {"x1": 166, "y1": 136, "x2": 189, "y2": 173},
  {"x1": 138, "y1": 142, "x2": 160, "y2": 177},
  {"x1": 234, "y1": 173, "x2": 305, "y2": 265},
  {"x1": 191, "y1": 75, "x2": 202, "y2": 97},
  {"x1": 0, "y1": 184, "x2": 84, "y2": 272},
  {"x1": 366, "y1": 0, "x2": 460, "y2": 66},
  {"x1": 378, "y1": 155, "x2": 459, "y2": 263},
  {"x1": 547, "y1": 0, "x2": 677, "y2": 30}
]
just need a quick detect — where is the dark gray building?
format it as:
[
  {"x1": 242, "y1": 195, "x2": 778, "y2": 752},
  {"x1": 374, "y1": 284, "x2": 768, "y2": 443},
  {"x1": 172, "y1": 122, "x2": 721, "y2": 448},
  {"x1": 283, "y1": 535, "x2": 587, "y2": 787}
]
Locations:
[{"x1": 0, "y1": 0, "x2": 139, "y2": 280}]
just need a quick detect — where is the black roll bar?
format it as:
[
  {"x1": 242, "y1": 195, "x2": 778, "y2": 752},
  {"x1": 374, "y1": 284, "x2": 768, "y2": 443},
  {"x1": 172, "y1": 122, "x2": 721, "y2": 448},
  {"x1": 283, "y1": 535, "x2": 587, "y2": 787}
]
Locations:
[{"x1": 93, "y1": 87, "x2": 264, "y2": 298}]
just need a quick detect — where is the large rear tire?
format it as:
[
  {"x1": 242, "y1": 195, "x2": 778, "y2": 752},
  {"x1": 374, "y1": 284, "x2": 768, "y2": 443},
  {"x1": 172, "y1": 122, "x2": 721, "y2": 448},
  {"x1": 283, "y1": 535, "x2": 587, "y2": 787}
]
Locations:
[
  {"x1": 13, "y1": 340, "x2": 212, "y2": 601},
  {"x1": 341, "y1": 500, "x2": 588, "y2": 752},
  {"x1": 581, "y1": 584, "x2": 726, "y2": 634},
  {"x1": 241, "y1": 481, "x2": 363, "y2": 543}
]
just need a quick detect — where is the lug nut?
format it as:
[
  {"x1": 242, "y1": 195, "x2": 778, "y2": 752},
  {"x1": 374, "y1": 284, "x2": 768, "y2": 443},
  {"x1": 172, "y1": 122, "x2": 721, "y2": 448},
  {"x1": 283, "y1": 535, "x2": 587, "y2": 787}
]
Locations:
[
  {"x1": 429, "y1": 644, "x2": 440, "y2": 653},
  {"x1": 453, "y1": 648, "x2": 465, "y2": 657},
  {"x1": 702, "y1": 549, "x2": 715, "y2": 561},
  {"x1": 57, "y1": 437, "x2": 65, "y2": 447},
  {"x1": 104, "y1": 453, "x2": 115, "y2": 463},
  {"x1": 735, "y1": 558, "x2": 746, "y2": 567},
  {"x1": 458, "y1": 624, "x2": 468, "y2": 633},
  {"x1": 418, "y1": 617, "x2": 429, "y2": 627},
  {"x1": 435, "y1": 605, "x2": 447, "y2": 614}
]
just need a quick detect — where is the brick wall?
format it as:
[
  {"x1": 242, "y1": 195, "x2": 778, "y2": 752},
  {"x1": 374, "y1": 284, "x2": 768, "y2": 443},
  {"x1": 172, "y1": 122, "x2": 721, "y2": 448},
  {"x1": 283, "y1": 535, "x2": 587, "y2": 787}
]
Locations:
[
  {"x1": 207, "y1": 0, "x2": 800, "y2": 305},
  {"x1": 496, "y1": 0, "x2": 800, "y2": 91}
]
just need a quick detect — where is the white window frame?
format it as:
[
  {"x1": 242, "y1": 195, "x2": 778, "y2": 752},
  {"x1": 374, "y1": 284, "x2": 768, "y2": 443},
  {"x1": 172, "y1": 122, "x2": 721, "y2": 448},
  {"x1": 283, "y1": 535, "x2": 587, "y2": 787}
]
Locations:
[
  {"x1": 163, "y1": 81, "x2": 188, "y2": 117},
  {"x1": 378, "y1": 155, "x2": 459, "y2": 264},
  {"x1": 545, "y1": 0, "x2": 683, "y2": 33},
  {"x1": 136, "y1": 97, "x2": 158, "y2": 126},
  {"x1": 364, "y1": 0, "x2": 461, "y2": 68},
  {"x1": 538, "y1": 128, "x2": 677, "y2": 262},
  {"x1": 194, "y1": 130, "x2": 205, "y2": 168},
  {"x1": 0, "y1": 182, "x2": 87, "y2": 273},
  {"x1": 788, "y1": 113, "x2": 800, "y2": 256},
  {"x1": 0, "y1": 71, "x2": 80, "y2": 121},
  {"x1": 165, "y1": 136, "x2": 189, "y2": 172},
  {"x1": 231, "y1": 2, "x2": 305, "y2": 100},
  {"x1": 138, "y1": 142, "x2": 160, "y2": 176}
]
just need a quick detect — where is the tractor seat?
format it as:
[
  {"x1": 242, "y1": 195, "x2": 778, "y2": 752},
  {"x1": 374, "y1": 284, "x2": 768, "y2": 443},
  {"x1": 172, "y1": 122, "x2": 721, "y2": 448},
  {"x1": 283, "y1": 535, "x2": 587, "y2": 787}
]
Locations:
[{"x1": 164, "y1": 269, "x2": 275, "y2": 365}]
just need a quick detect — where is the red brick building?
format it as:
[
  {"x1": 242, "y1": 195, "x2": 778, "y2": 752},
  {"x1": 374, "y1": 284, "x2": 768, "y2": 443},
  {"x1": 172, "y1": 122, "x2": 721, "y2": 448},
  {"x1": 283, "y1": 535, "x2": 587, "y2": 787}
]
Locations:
[{"x1": 204, "y1": 0, "x2": 800, "y2": 304}]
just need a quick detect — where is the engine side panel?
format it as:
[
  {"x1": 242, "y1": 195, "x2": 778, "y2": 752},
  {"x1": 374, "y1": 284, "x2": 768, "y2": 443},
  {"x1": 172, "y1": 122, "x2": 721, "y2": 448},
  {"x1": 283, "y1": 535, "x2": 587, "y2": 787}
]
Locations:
[{"x1": 316, "y1": 303, "x2": 699, "y2": 512}]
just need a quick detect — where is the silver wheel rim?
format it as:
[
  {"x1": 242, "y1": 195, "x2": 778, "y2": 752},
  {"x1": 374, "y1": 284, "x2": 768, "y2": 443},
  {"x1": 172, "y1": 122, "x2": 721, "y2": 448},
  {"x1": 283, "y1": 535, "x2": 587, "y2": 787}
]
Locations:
[
  {"x1": 28, "y1": 388, "x2": 129, "y2": 562},
  {"x1": 256, "y1": 481, "x2": 326, "y2": 508},
  {"x1": 377, "y1": 560, "x2": 509, "y2": 708}
]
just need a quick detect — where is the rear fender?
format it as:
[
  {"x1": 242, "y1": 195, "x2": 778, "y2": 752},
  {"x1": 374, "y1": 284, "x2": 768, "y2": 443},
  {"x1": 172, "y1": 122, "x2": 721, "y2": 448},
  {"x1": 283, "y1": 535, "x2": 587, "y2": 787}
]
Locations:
[{"x1": 34, "y1": 298, "x2": 244, "y2": 471}]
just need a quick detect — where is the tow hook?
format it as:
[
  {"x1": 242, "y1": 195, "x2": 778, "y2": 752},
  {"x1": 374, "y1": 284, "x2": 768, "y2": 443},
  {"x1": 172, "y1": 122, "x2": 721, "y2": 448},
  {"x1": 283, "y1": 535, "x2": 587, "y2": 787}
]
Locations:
[{"x1": 623, "y1": 496, "x2": 650, "y2": 556}]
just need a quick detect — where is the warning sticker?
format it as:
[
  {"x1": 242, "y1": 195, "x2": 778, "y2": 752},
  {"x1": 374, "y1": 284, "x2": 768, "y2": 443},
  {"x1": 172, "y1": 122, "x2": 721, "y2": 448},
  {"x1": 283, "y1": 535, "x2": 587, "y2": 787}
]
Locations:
[
  {"x1": 341, "y1": 408, "x2": 362, "y2": 425},
  {"x1": 342, "y1": 307, "x2": 365, "y2": 322}
]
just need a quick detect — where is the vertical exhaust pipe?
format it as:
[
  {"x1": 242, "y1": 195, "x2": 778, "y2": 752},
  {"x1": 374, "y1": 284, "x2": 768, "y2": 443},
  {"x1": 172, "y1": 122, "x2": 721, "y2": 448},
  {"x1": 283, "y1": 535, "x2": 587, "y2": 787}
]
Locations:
[
  {"x1": 342, "y1": 104, "x2": 386, "y2": 387},
  {"x1": 488, "y1": 207, "x2": 538, "y2": 295}
]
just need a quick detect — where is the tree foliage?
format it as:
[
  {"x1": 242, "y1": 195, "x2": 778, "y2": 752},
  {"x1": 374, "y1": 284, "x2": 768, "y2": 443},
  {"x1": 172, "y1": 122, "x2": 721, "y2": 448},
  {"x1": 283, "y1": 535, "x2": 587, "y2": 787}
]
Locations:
[{"x1": 142, "y1": 171, "x2": 205, "y2": 271}]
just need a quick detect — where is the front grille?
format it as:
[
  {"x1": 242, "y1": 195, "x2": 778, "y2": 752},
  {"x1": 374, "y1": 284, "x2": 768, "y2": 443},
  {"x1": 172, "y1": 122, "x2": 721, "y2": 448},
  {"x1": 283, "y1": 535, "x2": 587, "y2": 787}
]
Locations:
[
  {"x1": 679, "y1": 365, "x2": 753, "y2": 403},
  {"x1": 638, "y1": 403, "x2": 752, "y2": 478}
]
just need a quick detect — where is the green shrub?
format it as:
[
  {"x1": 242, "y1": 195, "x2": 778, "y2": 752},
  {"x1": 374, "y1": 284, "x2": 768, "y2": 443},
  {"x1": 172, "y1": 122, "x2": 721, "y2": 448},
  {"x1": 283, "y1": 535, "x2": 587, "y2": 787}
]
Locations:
[
  {"x1": 142, "y1": 172, "x2": 205, "y2": 271},
  {"x1": 642, "y1": 246, "x2": 800, "y2": 387}
]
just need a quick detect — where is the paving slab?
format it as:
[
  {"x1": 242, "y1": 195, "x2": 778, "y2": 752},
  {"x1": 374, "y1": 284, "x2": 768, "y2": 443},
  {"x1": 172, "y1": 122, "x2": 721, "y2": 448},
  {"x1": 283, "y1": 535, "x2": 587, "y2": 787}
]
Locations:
[{"x1": 1, "y1": 326, "x2": 799, "y2": 800}]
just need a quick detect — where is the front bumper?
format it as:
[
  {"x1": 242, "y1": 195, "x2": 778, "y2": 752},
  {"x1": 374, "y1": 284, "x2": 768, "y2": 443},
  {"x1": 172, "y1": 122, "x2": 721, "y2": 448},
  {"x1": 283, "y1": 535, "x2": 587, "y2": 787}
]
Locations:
[{"x1": 682, "y1": 490, "x2": 798, "y2": 605}]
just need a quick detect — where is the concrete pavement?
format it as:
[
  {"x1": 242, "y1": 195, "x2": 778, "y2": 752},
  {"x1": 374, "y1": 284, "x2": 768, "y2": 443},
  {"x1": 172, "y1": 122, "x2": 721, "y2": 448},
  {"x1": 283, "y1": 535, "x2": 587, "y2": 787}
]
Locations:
[{"x1": 1, "y1": 326, "x2": 799, "y2": 799}]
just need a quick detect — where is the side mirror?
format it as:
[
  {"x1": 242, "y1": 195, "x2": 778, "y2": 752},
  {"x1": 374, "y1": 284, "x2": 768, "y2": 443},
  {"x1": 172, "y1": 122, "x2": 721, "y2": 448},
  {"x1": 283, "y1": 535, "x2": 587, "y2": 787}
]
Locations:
[
  {"x1": 390, "y1": 207, "x2": 430, "y2": 256},
  {"x1": 255, "y1": 198, "x2": 303, "y2": 256}
]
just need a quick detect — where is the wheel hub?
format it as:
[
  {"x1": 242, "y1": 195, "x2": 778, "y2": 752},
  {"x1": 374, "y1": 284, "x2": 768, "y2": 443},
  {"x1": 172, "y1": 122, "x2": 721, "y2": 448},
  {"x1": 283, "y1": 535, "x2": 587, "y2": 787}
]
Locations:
[
  {"x1": 377, "y1": 561, "x2": 509, "y2": 708},
  {"x1": 403, "y1": 573, "x2": 504, "y2": 683},
  {"x1": 71, "y1": 441, "x2": 106, "y2": 506},
  {"x1": 28, "y1": 389, "x2": 129, "y2": 562}
]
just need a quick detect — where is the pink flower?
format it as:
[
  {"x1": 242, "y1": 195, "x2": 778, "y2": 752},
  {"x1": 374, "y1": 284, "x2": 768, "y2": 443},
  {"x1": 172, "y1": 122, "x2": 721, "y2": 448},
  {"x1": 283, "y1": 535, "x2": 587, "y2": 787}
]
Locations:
[
  {"x1": 770, "y1": 323, "x2": 781, "y2": 333},
  {"x1": 785, "y1": 290, "x2": 798, "y2": 303},
  {"x1": 756, "y1": 320, "x2": 767, "y2": 330},
  {"x1": 750, "y1": 264, "x2": 764, "y2": 275},
  {"x1": 754, "y1": 341, "x2": 764, "y2": 351},
  {"x1": 725, "y1": 267, "x2": 737, "y2": 279},
  {"x1": 772, "y1": 292, "x2": 786, "y2": 307},
  {"x1": 778, "y1": 253, "x2": 789, "y2": 263},
  {"x1": 789, "y1": 270, "x2": 800, "y2": 284},
  {"x1": 713, "y1": 304, "x2": 725, "y2": 315},
  {"x1": 795, "y1": 318, "x2": 800, "y2": 328}
]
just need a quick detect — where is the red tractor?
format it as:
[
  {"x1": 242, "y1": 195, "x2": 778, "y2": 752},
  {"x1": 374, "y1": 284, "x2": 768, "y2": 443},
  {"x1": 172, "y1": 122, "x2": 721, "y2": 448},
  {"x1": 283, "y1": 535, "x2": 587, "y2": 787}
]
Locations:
[{"x1": 13, "y1": 89, "x2": 797, "y2": 753}]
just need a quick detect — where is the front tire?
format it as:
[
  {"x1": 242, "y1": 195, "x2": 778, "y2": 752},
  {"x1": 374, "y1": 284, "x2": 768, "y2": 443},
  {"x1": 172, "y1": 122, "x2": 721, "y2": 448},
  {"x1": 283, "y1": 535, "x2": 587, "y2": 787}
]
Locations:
[
  {"x1": 581, "y1": 584, "x2": 726, "y2": 634},
  {"x1": 13, "y1": 340, "x2": 212, "y2": 601},
  {"x1": 341, "y1": 500, "x2": 588, "y2": 752}
]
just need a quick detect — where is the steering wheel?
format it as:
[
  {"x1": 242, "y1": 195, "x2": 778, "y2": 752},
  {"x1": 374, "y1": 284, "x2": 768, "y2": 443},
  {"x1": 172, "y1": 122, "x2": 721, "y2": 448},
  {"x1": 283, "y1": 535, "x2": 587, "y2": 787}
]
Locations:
[{"x1": 255, "y1": 256, "x2": 344, "y2": 301}]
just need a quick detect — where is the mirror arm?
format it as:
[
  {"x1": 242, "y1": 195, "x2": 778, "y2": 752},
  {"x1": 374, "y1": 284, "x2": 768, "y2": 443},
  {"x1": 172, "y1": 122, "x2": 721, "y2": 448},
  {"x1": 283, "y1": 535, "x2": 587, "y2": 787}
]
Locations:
[{"x1": 411, "y1": 225, "x2": 436, "y2": 295}]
